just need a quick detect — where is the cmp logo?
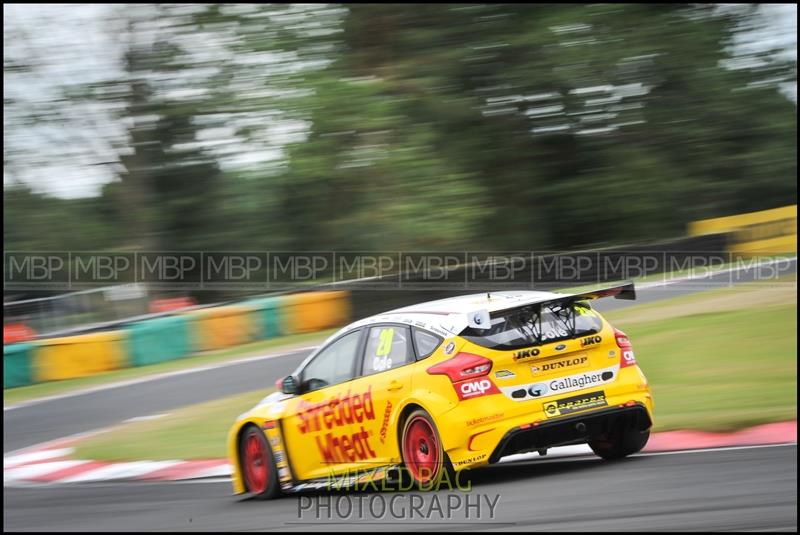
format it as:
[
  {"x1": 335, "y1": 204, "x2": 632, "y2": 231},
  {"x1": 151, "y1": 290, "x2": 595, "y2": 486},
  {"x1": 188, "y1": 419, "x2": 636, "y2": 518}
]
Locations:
[
  {"x1": 580, "y1": 335, "x2": 602, "y2": 347},
  {"x1": 456, "y1": 377, "x2": 500, "y2": 400}
]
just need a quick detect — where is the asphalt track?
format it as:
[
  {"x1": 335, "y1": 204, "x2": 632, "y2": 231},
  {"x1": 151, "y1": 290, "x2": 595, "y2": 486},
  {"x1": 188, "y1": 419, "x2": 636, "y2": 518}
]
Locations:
[
  {"x1": 4, "y1": 445, "x2": 797, "y2": 531},
  {"x1": 3, "y1": 258, "x2": 797, "y2": 531}
]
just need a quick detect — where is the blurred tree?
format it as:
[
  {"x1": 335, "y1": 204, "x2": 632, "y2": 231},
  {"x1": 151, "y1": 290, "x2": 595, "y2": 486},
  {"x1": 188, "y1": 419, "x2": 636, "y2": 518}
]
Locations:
[{"x1": 3, "y1": 3, "x2": 796, "y2": 260}]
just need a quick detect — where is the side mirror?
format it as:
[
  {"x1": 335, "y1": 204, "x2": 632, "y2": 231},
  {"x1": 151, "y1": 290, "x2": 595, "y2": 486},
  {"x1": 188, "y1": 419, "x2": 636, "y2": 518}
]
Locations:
[{"x1": 278, "y1": 374, "x2": 299, "y2": 395}]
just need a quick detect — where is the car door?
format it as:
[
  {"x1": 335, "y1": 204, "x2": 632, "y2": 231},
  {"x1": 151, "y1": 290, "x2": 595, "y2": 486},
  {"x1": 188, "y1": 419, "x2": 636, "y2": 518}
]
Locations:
[
  {"x1": 281, "y1": 329, "x2": 368, "y2": 482},
  {"x1": 344, "y1": 324, "x2": 419, "y2": 469}
]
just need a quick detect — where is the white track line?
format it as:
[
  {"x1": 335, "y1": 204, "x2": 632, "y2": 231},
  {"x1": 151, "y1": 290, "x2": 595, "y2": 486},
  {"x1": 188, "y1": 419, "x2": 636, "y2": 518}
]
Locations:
[
  {"x1": 3, "y1": 448, "x2": 75, "y2": 469},
  {"x1": 3, "y1": 460, "x2": 90, "y2": 483},
  {"x1": 59, "y1": 461, "x2": 183, "y2": 484},
  {"x1": 4, "y1": 344, "x2": 318, "y2": 412}
]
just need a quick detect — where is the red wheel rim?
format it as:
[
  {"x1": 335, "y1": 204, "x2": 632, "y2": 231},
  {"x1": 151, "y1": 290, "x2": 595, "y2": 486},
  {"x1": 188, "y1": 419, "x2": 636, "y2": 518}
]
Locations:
[
  {"x1": 243, "y1": 431, "x2": 268, "y2": 494},
  {"x1": 403, "y1": 416, "x2": 440, "y2": 484}
]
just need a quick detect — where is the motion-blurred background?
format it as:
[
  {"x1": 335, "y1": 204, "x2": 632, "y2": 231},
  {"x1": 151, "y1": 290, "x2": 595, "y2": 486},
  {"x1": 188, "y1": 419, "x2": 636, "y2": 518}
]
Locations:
[{"x1": 5, "y1": 4, "x2": 796, "y2": 255}]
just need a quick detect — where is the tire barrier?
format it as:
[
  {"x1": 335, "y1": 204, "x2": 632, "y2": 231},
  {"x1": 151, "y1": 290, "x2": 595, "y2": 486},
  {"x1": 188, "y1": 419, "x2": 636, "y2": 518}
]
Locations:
[
  {"x1": 3, "y1": 291, "x2": 351, "y2": 388},
  {"x1": 186, "y1": 304, "x2": 259, "y2": 352},
  {"x1": 32, "y1": 331, "x2": 128, "y2": 383},
  {"x1": 280, "y1": 291, "x2": 350, "y2": 334},
  {"x1": 4, "y1": 343, "x2": 34, "y2": 388},
  {"x1": 127, "y1": 315, "x2": 191, "y2": 367}
]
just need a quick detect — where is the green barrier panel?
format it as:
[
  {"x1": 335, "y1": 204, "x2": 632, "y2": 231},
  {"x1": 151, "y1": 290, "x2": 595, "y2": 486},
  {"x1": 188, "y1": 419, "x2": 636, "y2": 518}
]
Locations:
[
  {"x1": 4, "y1": 343, "x2": 34, "y2": 388},
  {"x1": 244, "y1": 296, "x2": 285, "y2": 340},
  {"x1": 126, "y1": 315, "x2": 191, "y2": 367}
]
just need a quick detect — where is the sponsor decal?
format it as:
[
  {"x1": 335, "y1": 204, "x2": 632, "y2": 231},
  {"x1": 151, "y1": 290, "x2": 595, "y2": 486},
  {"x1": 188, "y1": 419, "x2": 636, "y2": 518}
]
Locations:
[
  {"x1": 554, "y1": 344, "x2": 567, "y2": 351},
  {"x1": 620, "y1": 349, "x2": 637, "y2": 368},
  {"x1": 549, "y1": 369, "x2": 615, "y2": 392},
  {"x1": 444, "y1": 341, "x2": 456, "y2": 355},
  {"x1": 378, "y1": 401, "x2": 392, "y2": 444},
  {"x1": 274, "y1": 450, "x2": 285, "y2": 464},
  {"x1": 296, "y1": 387, "x2": 378, "y2": 464},
  {"x1": 453, "y1": 453, "x2": 487, "y2": 467},
  {"x1": 513, "y1": 347, "x2": 540, "y2": 361},
  {"x1": 527, "y1": 383, "x2": 549, "y2": 397},
  {"x1": 270, "y1": 436, "x2": 281, "y2": 447},
  {"x1": 466, "y1": 412, "x2": 503, "y2": 427},
  {"x1": 278, "y1": 466, "x2": 291, "y2": 480},
  {"x1": 495, "y1": 369, "x2": 516, "y2": 379},
  {"x1": 531, "y1": 355, "x2": 589, "y2": 375},
  {"x1": 580, "y1": 335, "x2": 602, "y2": 347},
  {"x1": 499, "y1": 365, "x2": 618, "y2": 401},
  {"x1": 455, "y1": 377, "x2": 501, "y2": 400},
  {"x1": 542, "y1": 391, "x2": 608, "y2": 418}
]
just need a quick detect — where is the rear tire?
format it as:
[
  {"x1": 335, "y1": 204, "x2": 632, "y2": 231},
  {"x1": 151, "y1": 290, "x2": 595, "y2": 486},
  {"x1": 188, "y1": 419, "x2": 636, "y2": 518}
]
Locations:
[
  {"x1": 589, "y1": 426, "x2": 650, "y2": 460},
  {"x1": 239, "y1": 425, "x2": 280, "y2": 499},
  {"x1": 399, "y1": 409, "x2": 455, "y2": 490}
]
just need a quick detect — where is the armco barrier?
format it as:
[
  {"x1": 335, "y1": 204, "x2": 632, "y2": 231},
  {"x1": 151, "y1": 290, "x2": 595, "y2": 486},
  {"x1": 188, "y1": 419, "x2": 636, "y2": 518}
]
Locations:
[
  {"x1": 280, "y1": 291, "x2": 350, "y2": 334},
  {"x1": 32, "y1": 331, "x2": 128, "y2": 382},
  {"x1": 4, "y1": 343, "x2": 34, "y2": 388},
  {"x1": 186, "y1": 304, "x2": 258, "y2": 352},
  {"x1": 244, "y1": 296, "x2": 285, "y2": 339},
  {"x1": 689, "y1": 204, "x2": 797, "y2": 255},
  {"x1": 126, "y1": 315, "x2": 191, "y2": 367}
]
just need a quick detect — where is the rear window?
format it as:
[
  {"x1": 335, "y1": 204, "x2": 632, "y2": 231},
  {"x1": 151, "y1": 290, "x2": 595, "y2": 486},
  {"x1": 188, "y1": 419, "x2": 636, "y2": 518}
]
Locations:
[{"x1": 461, "y1": 302, "x2": 603, "y2": 350}]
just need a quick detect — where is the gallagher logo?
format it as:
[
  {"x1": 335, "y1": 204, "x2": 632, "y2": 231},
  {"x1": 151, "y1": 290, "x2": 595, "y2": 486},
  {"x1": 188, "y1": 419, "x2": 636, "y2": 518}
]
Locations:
[{"x1": 455, "y1": 378, "x2": 500, "y2": 400}]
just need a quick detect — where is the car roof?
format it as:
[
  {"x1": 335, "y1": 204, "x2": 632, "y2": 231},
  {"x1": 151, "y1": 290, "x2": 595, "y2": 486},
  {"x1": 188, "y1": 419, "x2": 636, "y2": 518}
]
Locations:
[{"x1": 329, "y1": 290, "x2": 563, "y2": 340}]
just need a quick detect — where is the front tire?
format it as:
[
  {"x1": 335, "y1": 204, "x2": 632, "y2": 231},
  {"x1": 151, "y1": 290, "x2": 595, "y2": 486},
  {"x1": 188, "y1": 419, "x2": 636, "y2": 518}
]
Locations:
[
  {"x1": 589, "y1": 425, "x2": 650, "y2": 460},
  {"x1": 239, "y1": 425, "x2": 280, "y2": 499},
  {"x1": 400, "y1": 409, "x2": 454, "y2": 489}
]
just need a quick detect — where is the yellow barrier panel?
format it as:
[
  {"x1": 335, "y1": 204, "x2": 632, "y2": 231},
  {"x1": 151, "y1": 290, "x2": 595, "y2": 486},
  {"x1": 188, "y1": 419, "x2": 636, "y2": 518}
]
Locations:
[
  {"x1": 187, "y1": 305, "x2": 257, "y2": 352},
  {"x1": 688, "y1": 204, "x2": 797, "y2": 254},
  {"x1": 32, "y1": 331, "x2": 128, "y2": 383},
  {"x1": 281, "y1": 291, "x2": 351, "y2": 334}
]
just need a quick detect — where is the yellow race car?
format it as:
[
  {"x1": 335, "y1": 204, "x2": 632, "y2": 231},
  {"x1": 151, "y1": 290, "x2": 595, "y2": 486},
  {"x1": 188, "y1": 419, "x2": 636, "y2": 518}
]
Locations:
[{"x1": 228, "y1": 282, "x2": 653, "y2": 498}]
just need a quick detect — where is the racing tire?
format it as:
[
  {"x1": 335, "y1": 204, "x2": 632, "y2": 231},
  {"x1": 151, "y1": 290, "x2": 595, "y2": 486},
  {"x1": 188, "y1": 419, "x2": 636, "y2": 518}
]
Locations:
[
  {"x1": 589, "y1": 425, "x2": 650, "y2": 460},
  {"x1": 239, "y1": 425, "x2": 281, "y2": 500},
  {"x1": 399, "y1": 409, "x2": 455, "y2": 490}
]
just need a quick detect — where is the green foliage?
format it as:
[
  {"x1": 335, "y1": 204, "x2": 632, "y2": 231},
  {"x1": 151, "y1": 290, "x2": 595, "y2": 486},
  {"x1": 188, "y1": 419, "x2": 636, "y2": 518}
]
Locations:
[{"x1": 3, "y1": 4, "x2": 797, "y2": 257}]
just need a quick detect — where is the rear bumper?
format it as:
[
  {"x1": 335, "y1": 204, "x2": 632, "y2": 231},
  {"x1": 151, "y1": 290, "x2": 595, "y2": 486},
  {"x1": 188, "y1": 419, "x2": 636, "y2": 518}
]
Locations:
[{"x1": 488, "y1": 403, "x2": 652, "y2": 463}]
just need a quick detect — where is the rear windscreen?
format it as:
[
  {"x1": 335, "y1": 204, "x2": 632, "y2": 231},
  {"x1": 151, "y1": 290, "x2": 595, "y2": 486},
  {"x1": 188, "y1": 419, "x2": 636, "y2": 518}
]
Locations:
[{"x1": 461, "y1": 302, "x2": 603, "y2": 350}]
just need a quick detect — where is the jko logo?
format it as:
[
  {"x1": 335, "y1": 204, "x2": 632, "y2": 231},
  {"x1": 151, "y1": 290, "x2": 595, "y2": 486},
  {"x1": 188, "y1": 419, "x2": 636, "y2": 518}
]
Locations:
[
  {"x1": 455, "y1": 377, "x2": 500, "y2": 400},
  {"x1": 580, "y1": 335, "x2": 602, "y2": 347},
  {"x1": 513, "y1": 347, "x2": 540, "y2": 361}
]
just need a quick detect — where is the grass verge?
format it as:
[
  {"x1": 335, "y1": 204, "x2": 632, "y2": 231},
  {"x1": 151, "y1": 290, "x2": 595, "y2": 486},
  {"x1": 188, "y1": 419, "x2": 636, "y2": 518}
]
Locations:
[
  {"x1": 3, "y1": 329, "x2": 336, "y2": 406},
  {"x1": 75, "y1": 389, "x2": 271, "y2": 461}
]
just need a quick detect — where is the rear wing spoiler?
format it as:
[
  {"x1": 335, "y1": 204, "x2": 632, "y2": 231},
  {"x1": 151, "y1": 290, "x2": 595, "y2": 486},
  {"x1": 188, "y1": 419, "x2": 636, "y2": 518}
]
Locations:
[{"x1": 465, "y1": 282, "x2": 636, "y2": 330}]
